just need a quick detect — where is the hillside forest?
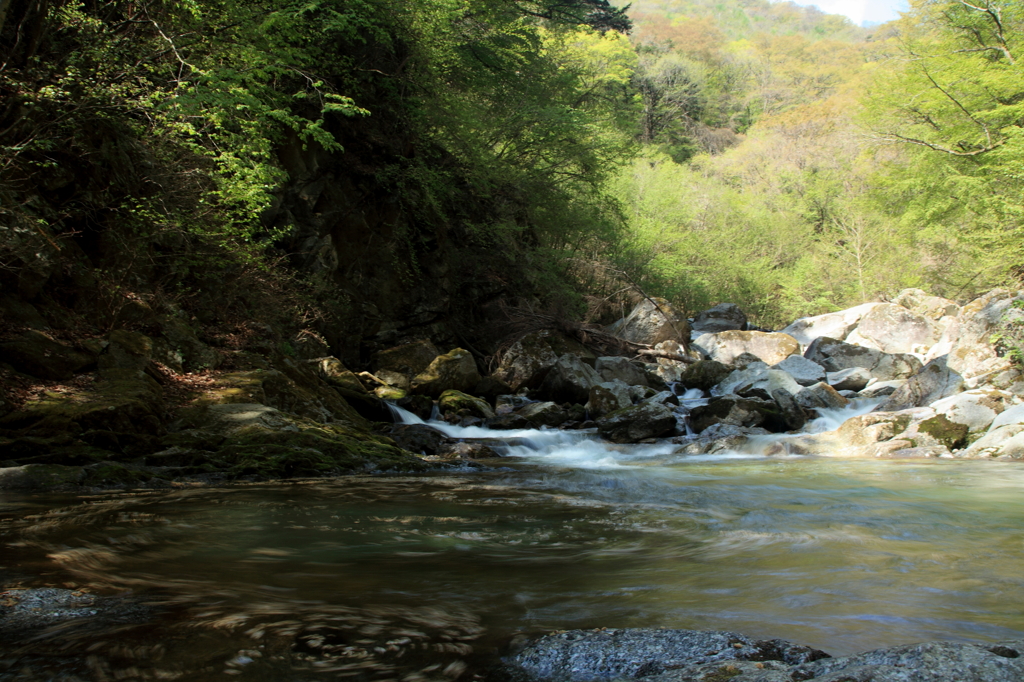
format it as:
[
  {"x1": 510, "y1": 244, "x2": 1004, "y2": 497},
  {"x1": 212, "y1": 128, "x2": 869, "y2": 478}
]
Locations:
[{"x1": 1, "y1": 0, "x2": 1022, "y2": 346}]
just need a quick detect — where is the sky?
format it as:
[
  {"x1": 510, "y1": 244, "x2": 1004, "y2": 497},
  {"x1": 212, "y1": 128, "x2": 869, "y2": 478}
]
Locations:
[{"x1": 787, "y1": 0, "x2": 910, "y2": 26}]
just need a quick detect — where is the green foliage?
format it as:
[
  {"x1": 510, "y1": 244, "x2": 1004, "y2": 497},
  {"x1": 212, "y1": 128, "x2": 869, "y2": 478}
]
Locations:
[{"x1": 865, "y1": 0, "x2": 1024, "y2": 292}]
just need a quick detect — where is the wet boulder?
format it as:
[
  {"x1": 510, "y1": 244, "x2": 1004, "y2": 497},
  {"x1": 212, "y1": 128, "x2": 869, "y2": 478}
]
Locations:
[
  {"x1": 0, "y1": 330, "x2": 96, "y2": 380},
  {"x1": 771, "y1": 388, "x2": 806, "y2": 431},
  {"x1": 794, "y1": 382, "x2": 849, "y2": 415},
  {"x1": 388, "y1": 423, "x2": 448, "y2": 457},
  {"x1": 675, "y1": 424, "x2": 770, "y2": 455},
  {"x1": 507, "y1": 628, "x2": 828, "y2": 682},
  {"x1": 692, "y1": 331, "x2": 800, "y2": 367},
  {"x1": 858, "y1": 379, "x2": 905, "y2": 399},
  {"x1": 608, "y1": 298, "x2": 690, "y2": 346},
  {"x1": 496, "y1": 394, "x2": 533, "y2": 415},
  {"x1": 595, "y1": 356, "x2": 648, "y2": 387},
  {"x1": 691, "y1": 303, "x2": 747, "y2": 334},
  {"x1": 826, "y1": 367, "x2": 871, "y2": 392},
  {"x1": 689, "y1": 396, "x2": 780, "y2": 433},
  {"x1": 717, "y1": 366, "x2": 803, "y2": 399},
  {"x1": 435, "y1": 441, "x2": 501, "y2": 461},
  {"x1": 804, "y1": 336, "x2": 921, "y2": 381},
  {"x1": 770, "y1": 355, "x2": 826, "y2": 386},
  {"x1": 790, "y1": 639, "x2": 1024, "y2": 682},
  {"x1": 372, "y1": 339, "x2": 439, "y2": 384},
  {"x1": 878, "y1": 357, "x2": 965, "y2": 412},
  {"x1": 539, "y1": 354, "x2": 602, "y2": 405},
  {"x1": 597, "y1": 403, "x2": 677, "y2": 443},
  {"x1": 678, "y1": 359, "x2": 733, "y2": 391},
  {"x1": 494, "y1": 330, "x2": 595, "y2": 391},
  {"x1": 485, "y1": 412, "x2": 533, "y2": 430},
  {"x1": 438, "y1": 390, "x2": 495, "y2": 420},
  {"x1": 844, "y1": 302, "x2": 941, "y2": 354},
  {"x1": 410, "y1": 348, "x2": 481, "y2": 398},
  {"x1": 318, "y1": 357, "x2": 367, "y2": 394},
  {"x1": 586, "y1": 381, "x2": 633, "y2": 419},
  {"x1": 517, "y1": 401, "x2": 569, "y2": 428}
]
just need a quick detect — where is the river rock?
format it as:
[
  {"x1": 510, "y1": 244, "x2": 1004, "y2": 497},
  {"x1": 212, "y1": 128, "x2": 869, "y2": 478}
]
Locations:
[
  {"x1": 988, "y1": 402, "x2": 1024, "y2": 431},
  {"x1": 473, "y1": 376, "x2": 512, "y2": 401},
  {"x1": 596, "y1": 356, "x2": 649, "y2": 387},
  {"x1": 772, "y1": 388, "x2": 806, "y2": 431},
  {"x1": 159, "y1": 315, "x2": 221, "y2": 371},
  {"x1": 0, "y1": 330, "x2": 96, "y2": 380},
  {"x1": 789, "y1": 639, "x2": 1024, "y2": 682},
  {"x1": 780, "y1": 302, "x2": 882, "y2": 347},
  {"x1": 318, "y1": 357, "x2": 367, "y2": 393},
  {"x1": 794, "y1": 382, "x2": 849, "y2": 415},
  {"x1": 770, "y1": 355, "x2": 826, "y2": 386},
  {"x1": 929, "y1": 388, "x2": 1013, "y2": 434},
  {"x1": 945, "y1": 290, "x2": 1024, "y2": 384},
  {"x1": 717, "y1": 366, "x2": 802, "y2": 399},
  {"x1": 0, "y1": 464, "x2": 86, "y2": 490},
  {"x1": 518, "y1": 401, "x2": 569, "y2": 428},
  {"x1": 878, "y1": 357, "x2": 965, "y2": 412},
  {"x1": 496, "y1": 394, "x2": 533, "y2": 415},
  {"x1": 804, "y1": 337, "x2": 921, "y2": 381},
  {"x1": 689, "y1": 396, "x2": 780, "y2": 432},
  {"x1": 608, "y1": 298, "x2": 690, "y2": 346},
  {"x1": 373, "y1": 339, "x2": 439, "y2": 380},
  {"x1": 438, "y1": 390, "x2": 495, "y2": 420},
  {"x1": 678, "y1": 360, "x2": 733, "y2": 391},
  {"x1": 826, "y1": 367, "x2": 871, "y2": 392},
  {"x1": 539, "y1": 354, "x2": 602, "y2": 405},
  {"x1": 507, "y1": 628, "x2": 829, "y2": 682},
  {"x1": 675, "y1": 424, "x2": 770, "y2": 455},
  {"x1": 844, "y1": 302, "x2": 941, "y2": 354},
  {"x1": 893, "y1": 287, "x2": 961, "y2": 320},
  {"x1": 410, "y1": 348, "x2": 481, "y2": 397},
  {"x1": 390, "y1": 423, "x2": 448, "y2": 456},
  {"x1": 693, "y1": 331, "x2": 799, "y2": 366},
  {"x1": 960, "y1": 424, "x2": 1024, "y2": 459},
  {"x1": 586, "y1": 381, "x2": 633, "y2": 419},
  {"x1": 649, "y1": 340, "x2": 694, "y2": 384},
  {"x1": 435, "y1": 441, "x2": 501, "y2": 460},
  {"x1": 493, "y1": 330, "x2": 596, "y2": 391},
  {"x1": 857, "y1": 380, "x2": 904, "y2": 398},
  {"x1": 485, "y1": 412, "x2": 533, "y2": 430},
  {"x1": 643, "y1": 390, "x2": 680, "y2": 408},
  {"x1": 597, "y1": 403, "x2": 677, "y2": 443},
  {"x1": 691, "y1": 303, "x2": 747, "y2": 334},
  {"x1": 898, "y1": 413, "x2": 969, "y2": 450}
]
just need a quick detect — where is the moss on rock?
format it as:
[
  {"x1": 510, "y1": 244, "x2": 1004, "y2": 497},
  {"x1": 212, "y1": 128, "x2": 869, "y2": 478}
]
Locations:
[{"x1": 917, "y1": 414, "x2": 969, "y2": 450}]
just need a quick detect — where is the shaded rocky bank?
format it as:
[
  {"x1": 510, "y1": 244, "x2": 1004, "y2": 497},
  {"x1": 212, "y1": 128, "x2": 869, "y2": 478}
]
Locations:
[{"x1": 3, "y1": 286, "x2": 1024, "y2": 489}]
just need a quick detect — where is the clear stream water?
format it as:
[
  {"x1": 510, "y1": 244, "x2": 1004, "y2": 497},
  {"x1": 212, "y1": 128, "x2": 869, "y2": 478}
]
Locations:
[{"x1": 2, "y1": 403, "x2": 1024, "y2": 680}]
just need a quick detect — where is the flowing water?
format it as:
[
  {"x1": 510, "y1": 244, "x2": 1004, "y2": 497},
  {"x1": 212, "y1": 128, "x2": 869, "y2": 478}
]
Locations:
[{"x1": 3, "y1": 403, "x2": 1024, "y2": 680}]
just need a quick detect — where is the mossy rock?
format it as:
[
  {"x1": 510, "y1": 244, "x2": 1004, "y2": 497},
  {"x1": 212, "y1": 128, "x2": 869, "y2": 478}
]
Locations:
[
  {"x1": 375, "y1": 385, "x2": 407, "y2": 401},
  {"x1": 679, "y1": 360, "x2": 733, "y2": 391},
  {"x1": 81, "y1": 462, "x2": 153, "y2": 488},
  {"x1": 438, "y1": 390, "x2": 495, "y2": 419},
  {"x1": 917, "y1": 414, "x2": 969, "y2": 450},
  {"x1": 216, "y1": 417, "x2": 429, "y2": 479},
  {"x1": 0, "y1": 464, "x2": 85, "y2": 490},
  {"x1": 0, "y1": 369, "x2": 164, "y2": 437},
  {"x1": 0, "y1": 330, "x2": 96, "y2": 380}
]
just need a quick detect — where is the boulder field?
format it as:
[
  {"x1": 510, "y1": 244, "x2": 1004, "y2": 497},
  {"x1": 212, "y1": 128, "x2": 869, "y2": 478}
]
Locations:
[{"x1": 3, "y1": 287, "x2": 1024, "y2": 489}]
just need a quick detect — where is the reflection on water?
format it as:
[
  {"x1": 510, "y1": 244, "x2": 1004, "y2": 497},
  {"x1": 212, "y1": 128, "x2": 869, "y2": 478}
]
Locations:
[{"x1": 3, "y1": 448, "x2": 1024, "y2": 679}]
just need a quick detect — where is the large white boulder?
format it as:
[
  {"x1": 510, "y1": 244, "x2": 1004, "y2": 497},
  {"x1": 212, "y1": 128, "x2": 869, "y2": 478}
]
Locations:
[
  {"x1": 693, "y1": 330, "x2": 799, "y2": 366},
  {"x1": 844, "y1": 303, "x2": 941, "y2": 354},
  {"x1": 780, "y1": 302, "x2": 882, "y2": 347}
]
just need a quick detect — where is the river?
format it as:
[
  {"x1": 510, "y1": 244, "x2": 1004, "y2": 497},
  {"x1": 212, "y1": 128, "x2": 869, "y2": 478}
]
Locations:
[{"x1": 2, "y1": 403, "x2": 1024, "y2": 680}]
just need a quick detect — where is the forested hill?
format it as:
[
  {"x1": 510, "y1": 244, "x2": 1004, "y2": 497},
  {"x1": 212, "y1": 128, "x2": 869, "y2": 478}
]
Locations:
[{"x1": 0, "y1": 0, "x2": 1022, "y2": 366}]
